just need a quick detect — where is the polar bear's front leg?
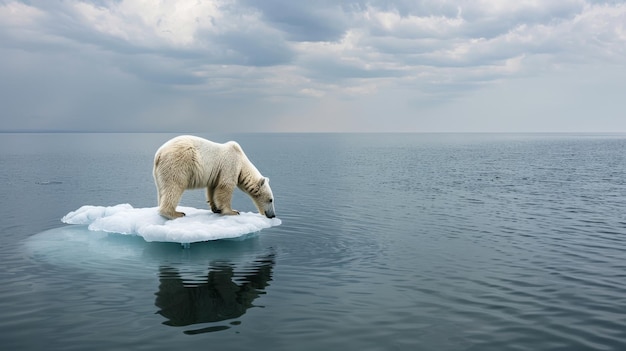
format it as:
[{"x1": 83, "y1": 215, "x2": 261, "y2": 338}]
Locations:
[
  {"x1": 206, "y1": 186, "x2": 220, "y2": 213},
  {"x1": 214, "y1": 183, "x2": 240, "y2": 215}
]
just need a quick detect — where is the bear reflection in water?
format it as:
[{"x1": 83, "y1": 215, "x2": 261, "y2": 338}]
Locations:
[{"x1": 155, "y1": 254, "x2": 274, "y2": 334}]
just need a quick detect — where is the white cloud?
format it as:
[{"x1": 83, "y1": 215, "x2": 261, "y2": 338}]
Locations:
[
  {"x1": 70, "y1": 0, "x2": 224, "y2": 48},
  {"x1": 364, "y1": 6, "x2": 465, "y2": 38},
  {"x1": 0, "y1": 1, "x2": 44, "y2": 26}
]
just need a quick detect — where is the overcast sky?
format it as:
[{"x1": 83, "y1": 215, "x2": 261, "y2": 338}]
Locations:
[{"x1": 1, "y1": 0, "x2": 625, "y2": 132}]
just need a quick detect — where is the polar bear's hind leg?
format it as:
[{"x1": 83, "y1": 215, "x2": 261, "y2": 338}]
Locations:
[{"x1": 158, "y1": 184, "x2": 186, "y2": 219}]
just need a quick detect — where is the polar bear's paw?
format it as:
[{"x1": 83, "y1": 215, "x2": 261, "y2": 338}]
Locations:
[
  {"x1": 172, "y1": 211, "x2": 186, "y2": 218},
  {"x1": 160, "y1": 210, "x2": 186, "y2": 220},
  {"x1": 220, "y1": 209, "x2": 240, "y2": 216}
]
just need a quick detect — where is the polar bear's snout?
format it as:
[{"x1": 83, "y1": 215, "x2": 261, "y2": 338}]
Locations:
[
  {"x1": 264, "y1": 206, "x2": 276, "y2": 219},
  {"x1": 258, "y1": 198, "x2": 275, "y2": 219}
]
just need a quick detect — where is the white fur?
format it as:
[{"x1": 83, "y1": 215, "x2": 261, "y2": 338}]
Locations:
[{"x1": 153, "y1": 135, "x2": 275, "y2": 219}]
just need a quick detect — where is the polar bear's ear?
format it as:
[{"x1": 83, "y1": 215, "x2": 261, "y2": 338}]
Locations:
[{"x1": 257, "y1": 177, "x2": 266, "y2": 187}]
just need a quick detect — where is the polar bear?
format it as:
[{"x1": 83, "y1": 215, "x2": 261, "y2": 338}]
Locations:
[{"x1": 153, "y1": 135, "x2": 276, "y2": 220}]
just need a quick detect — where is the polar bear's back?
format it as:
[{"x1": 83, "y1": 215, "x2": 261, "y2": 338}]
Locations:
[{"x1": 156, "y1": 135, "x2": 220, "y2": 151}]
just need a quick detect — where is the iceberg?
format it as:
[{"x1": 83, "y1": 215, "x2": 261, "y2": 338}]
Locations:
[{"x1": 61, "y1": 204, "x2": 281, "y2": 244}]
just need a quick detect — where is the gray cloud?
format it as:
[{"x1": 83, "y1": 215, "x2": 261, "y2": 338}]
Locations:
[
  {"x1": 213, "y1": 29, "x2": 294, "y2": 66},
  {"x1": 241, "y1": 0, "x2": 349, "y2": 42}
]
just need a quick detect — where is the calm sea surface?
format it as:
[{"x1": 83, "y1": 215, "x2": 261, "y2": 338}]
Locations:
[{"x1": 1, "y1": 133, "x2": 625, "y2": 350}]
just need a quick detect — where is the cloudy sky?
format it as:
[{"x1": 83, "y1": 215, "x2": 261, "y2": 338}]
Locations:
[{"x1": 1, "y1": 0, "x2": 625, "y2": 132}]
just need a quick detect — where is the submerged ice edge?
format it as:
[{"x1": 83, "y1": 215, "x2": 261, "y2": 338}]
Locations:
[{"x1": 61, "y1": 204, "x2": 281, "y2": 243}]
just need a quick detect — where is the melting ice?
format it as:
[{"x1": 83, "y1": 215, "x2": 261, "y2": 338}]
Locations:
[{"x1": 62, "y1": 204, "x2": 281, "y2": 243}]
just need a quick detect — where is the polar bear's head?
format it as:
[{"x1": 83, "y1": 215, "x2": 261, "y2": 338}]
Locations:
[{"x1": 251, "y1": 177, "x2": 275, "y2": 218}]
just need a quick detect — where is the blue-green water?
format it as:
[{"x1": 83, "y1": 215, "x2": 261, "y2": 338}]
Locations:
[{"x1": 1, "y1": 133, "x2": 625, "y2": 350}]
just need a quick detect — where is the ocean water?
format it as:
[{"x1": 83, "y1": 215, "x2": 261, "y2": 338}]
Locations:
[{"x1": 1, "y1": 133, "x2": 625, "y2": 350}]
